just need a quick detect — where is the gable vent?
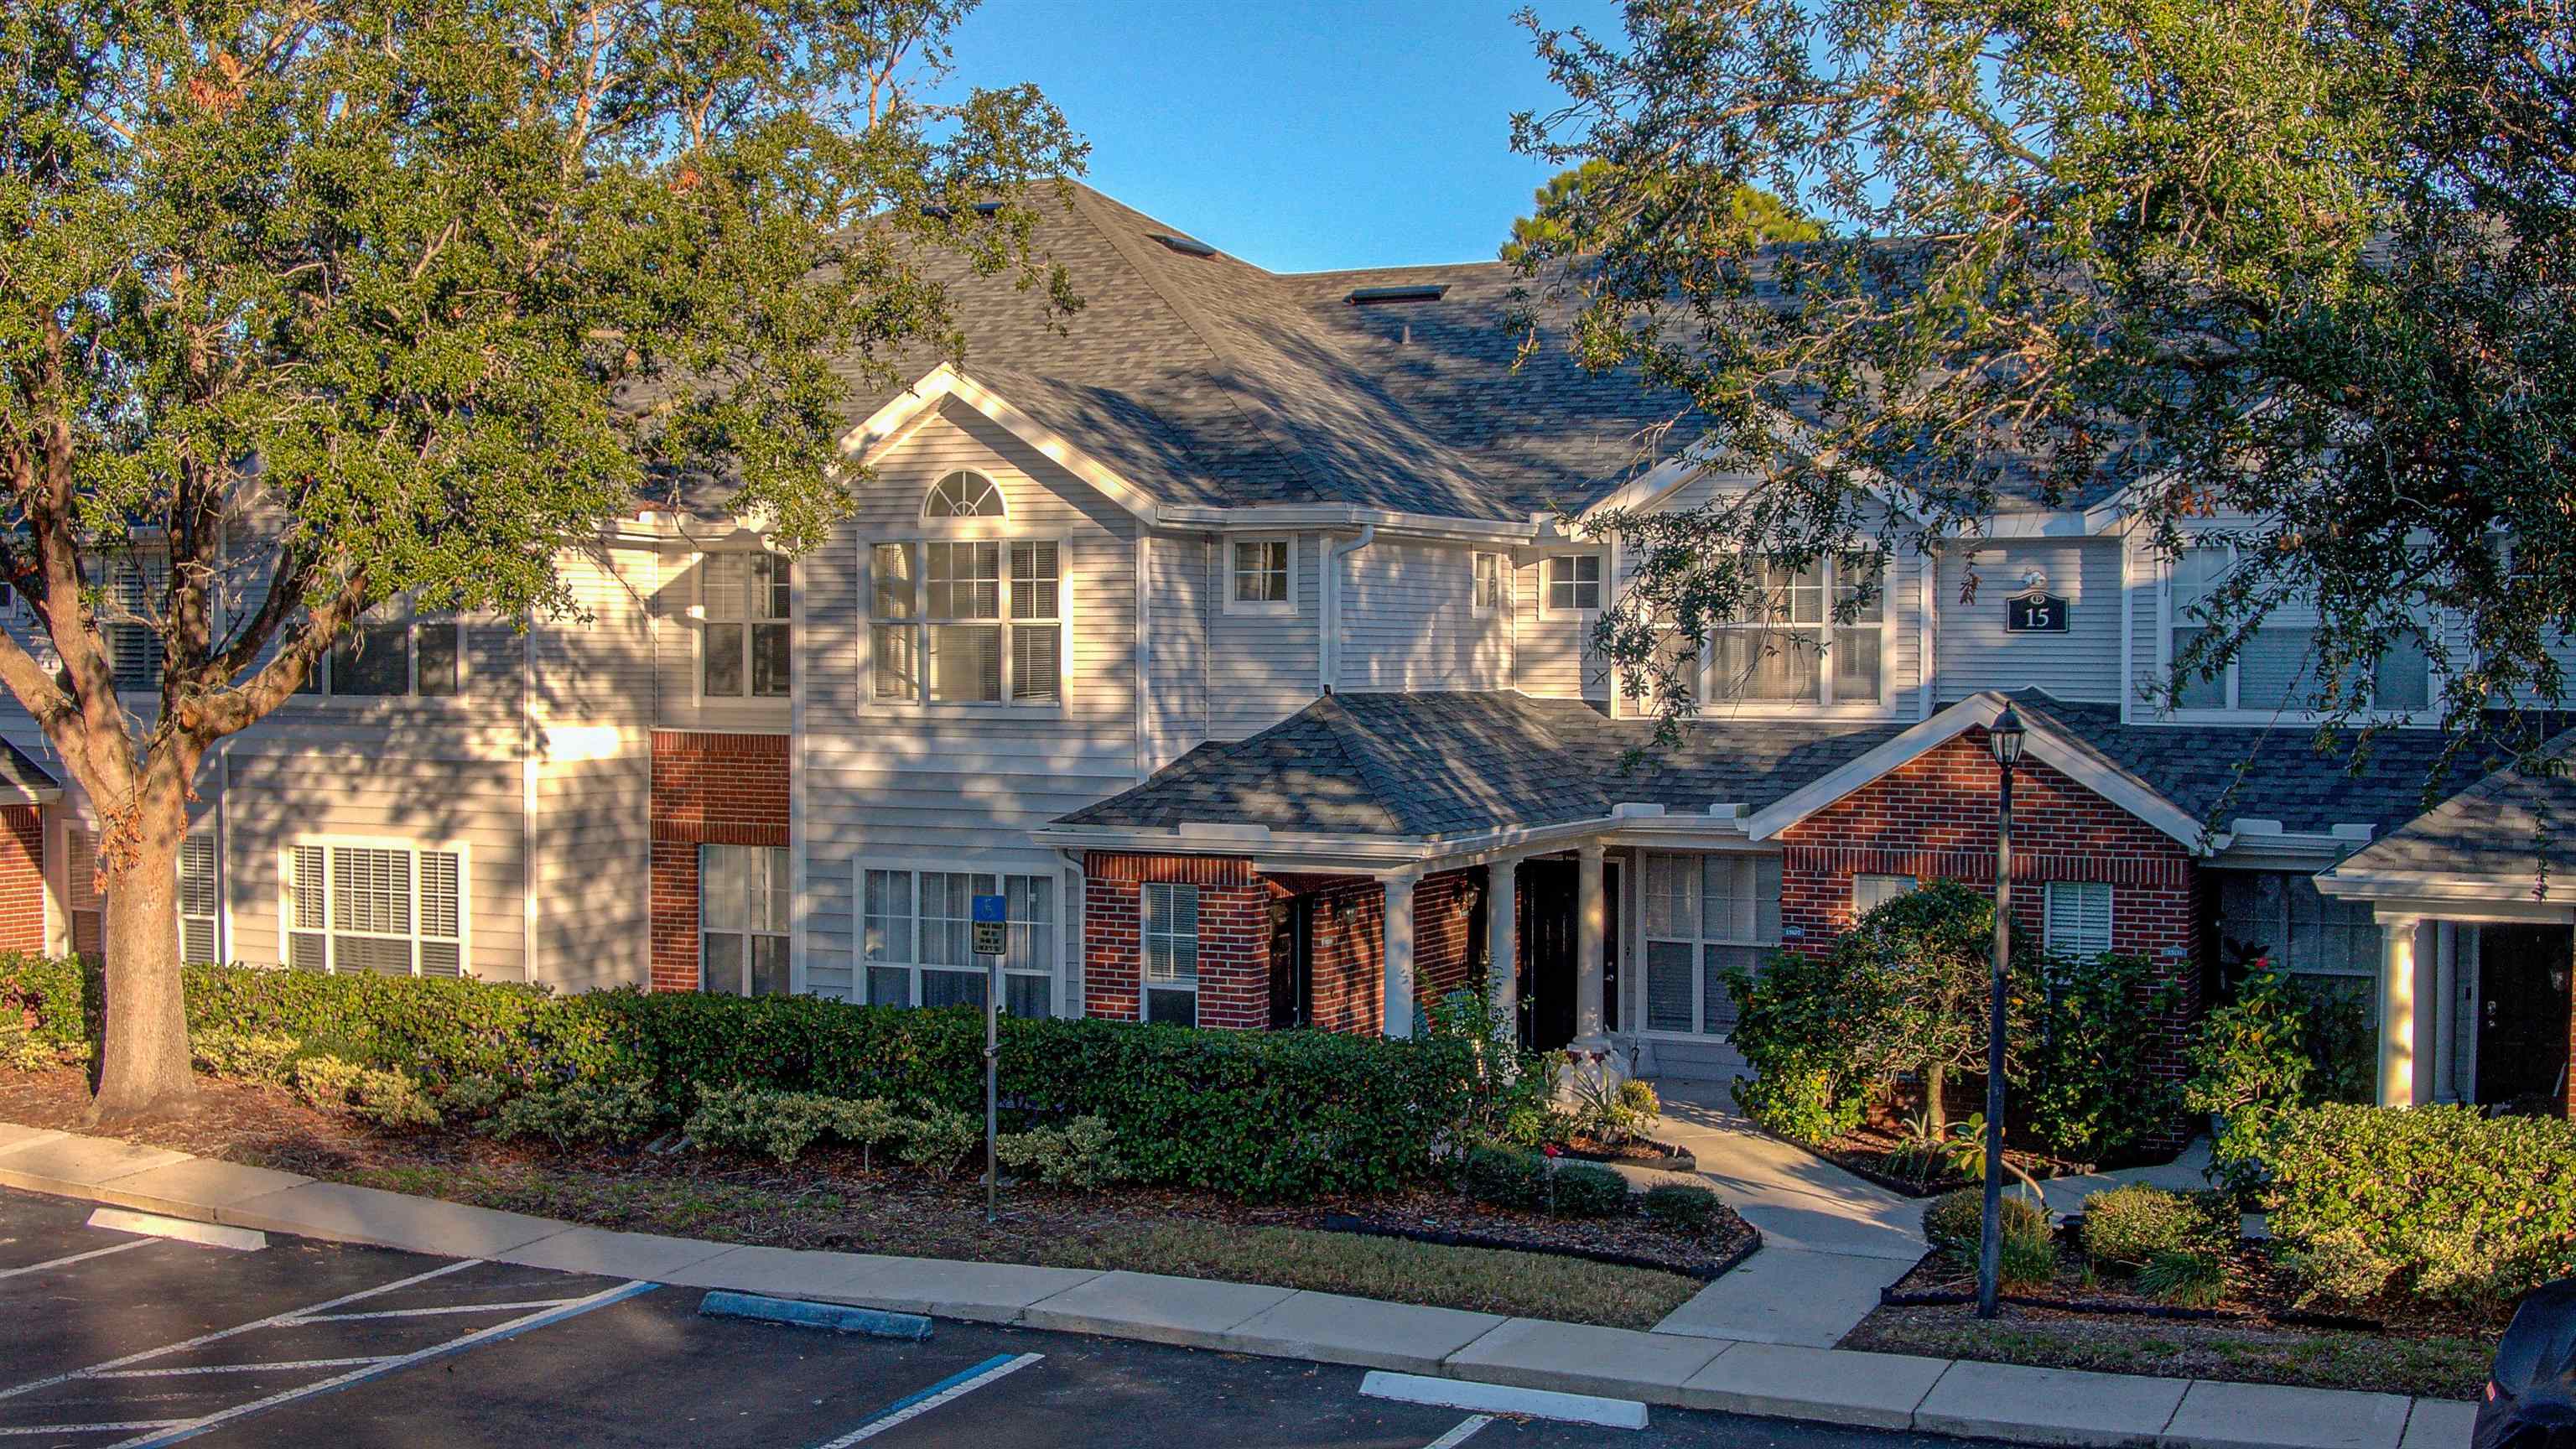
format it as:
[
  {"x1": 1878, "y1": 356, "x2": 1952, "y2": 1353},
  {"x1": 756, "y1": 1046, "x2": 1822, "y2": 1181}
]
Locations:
[
  {"x1": 1346, "y1": 283, "x2": 1447, "y2": 306},
  {"x1": 1153, "y1": 233, "x2": 1218, "y2": 257}
]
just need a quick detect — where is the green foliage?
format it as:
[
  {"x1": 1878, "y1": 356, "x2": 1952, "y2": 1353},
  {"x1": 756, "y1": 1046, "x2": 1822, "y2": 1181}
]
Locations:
[
  {"x1": 2137, "y1": 1250, "x2": 2231, "y2": 1309},
  {"x1": 1566, "y1": 1065, "x2": 1660, "y2": 1144},
  {"x1": 292, "y1": 1053, "x2": 365, "y2": 1112},
  {"x1": 486, "y1": 1077, "x2": 663, "y2": 1150},
  {"x1": 1923, "y1": 1187, "x2": 2049, "y2": 1260},
  {"x1": 2079, "y1": 1186, "x2": 2232, "y2": 1269},
  {"x1": 190, "y1": 1028, "x2": 301, "y2": 1085},
  {"x1": 1460, "y1": 1145, "x2": 1548, "y2": 1210},
  {"x1": 438, "y1": 1074, "x2": 512, "y2": 1121},
  {"x1": 1426, "y1": 987, "x2": 1562, "y2": 1145},
  {"x1": 995, "y1": 1115, "x2": 1124, "y2": 1191},
  {"x1": 351, "y1": 1068, "x2": 440, "y2": 1130},
  {"x1": 2024, "y1": 954, "x2": 2186, "y2": 1161},
  {"x1": 0, "y1": 1015, "x2": 61, "y2": 1072},
  {"x1": 1639, "y1": 1182, "x2": 1727, "y2": 1234},
  {"x1": 1997, "y1": 1226, "x2": 2061, "y2": 1293},
  {"x1": 683, "y1": 1085, "x2": 910, "y2": 1167},
  {"x1": 896, "y1": 1103, "x2": 979, "y2": 1176},
  {"x1": 1502, "y1": 161, "x2": 1820, "y2": 265},
  {"x1": 1731, "y1": 1060, "x2": 1865, "y2": 1145},
  {"x1": 2255, "y1": 1104, "x2": 2576, "y2": 1310},
  {"x1": 1514, "y1": 0, "x2": 2576, "y2": 758},
  {"x1": 1549, "y1": 1162, "x2": 1635, "y2": 1219},
  {"x1": 1723, "y1": 947, "x2": 1872, "y2": 1142},
  {"x1": 0, "y1": 955, "x2": 1488, "y2": 1201}
]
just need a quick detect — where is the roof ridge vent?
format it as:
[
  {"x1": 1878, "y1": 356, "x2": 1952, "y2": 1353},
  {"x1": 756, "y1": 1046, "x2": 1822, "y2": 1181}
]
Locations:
[
  {"x1": 1152, "y1": 232, "x2": 1218, "y2": 257},
  {"x1": 1346, "y1": 283, "x2": 1447, "y2": 306}
]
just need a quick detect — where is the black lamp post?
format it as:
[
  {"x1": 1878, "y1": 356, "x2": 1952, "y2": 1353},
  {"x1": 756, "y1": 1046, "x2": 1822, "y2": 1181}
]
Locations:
[{"x1": 1977, "y1": 703, "x2": 2026, "y2": 1320}]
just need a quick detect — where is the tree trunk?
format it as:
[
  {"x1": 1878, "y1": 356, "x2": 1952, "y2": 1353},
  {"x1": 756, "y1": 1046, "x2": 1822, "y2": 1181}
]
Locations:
[
  {"x1": 86, "y1": 777, "x2": 195, "y2": 1124},
  {"x1": 1922, "y1": 1061, "x2": 1946, "y2": 1136}
]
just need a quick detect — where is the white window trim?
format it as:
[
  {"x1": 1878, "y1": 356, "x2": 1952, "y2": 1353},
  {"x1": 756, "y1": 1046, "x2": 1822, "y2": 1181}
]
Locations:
[
  {"x1": 1638, "y1": 849, "x2": 1782, "y2": 1040},
  {"x1": 277, "y1": 834, "x2": 471, "y2": 978},
  {"x1": 693, "y1": 549, "x2": 791, "y2": 706},
  {"x1": 1700, "y1": 555, "x2": 1898, "y2": 715},
  {"x1": 1223, "y1": 534, "x2": 1298, "y2": 616},
  {"x1": 1471, "y1": 551, "x2": 1507, "y2": 619},
  {"x1": 2154, "y1": 541, "x2": 2438, "y2": 725},
  {"x1": 304, "y1": 608, "x2": 465, "y2": 700},
  {"x1": 699, "y1": 843, "x2": 791, "y2": 996},
  {"x1": 854, "y1": 860, "x2": 1065, "y2": 1016},
  {"x1": 1538, "y1": 551, "x2": 1605, "y2": 620},
  {"x1": 179, "y1": 831, "x2": 221, "y2": 965},
  {"x1": 2043, "y1": 880, "x2": 2116, "y2": 957},
  {"x1": 860, "y1": 534, "x2": 1073, "y2": 714},
  {"x1": 922, "y1": 469, "x2": 1009, "y2": 520},
  {"x1": 1140, "y1": 880, "x2": 1200, "y2": 1026}
]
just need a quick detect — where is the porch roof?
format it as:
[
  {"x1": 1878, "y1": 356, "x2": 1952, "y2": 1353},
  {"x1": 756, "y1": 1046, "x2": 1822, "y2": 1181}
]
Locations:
[
  {"x1": 0, "y1": 739, "x2": 59, "y2": 804},
  {"x1": 2322, "y1": 730, "x2": 2576, "y2": 896}
]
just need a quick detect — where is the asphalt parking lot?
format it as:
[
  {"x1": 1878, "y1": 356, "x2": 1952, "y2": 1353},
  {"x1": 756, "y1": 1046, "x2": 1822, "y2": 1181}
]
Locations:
[{"x1": 0, "y1": 1185, "x2": 2004, "y2": 1448}]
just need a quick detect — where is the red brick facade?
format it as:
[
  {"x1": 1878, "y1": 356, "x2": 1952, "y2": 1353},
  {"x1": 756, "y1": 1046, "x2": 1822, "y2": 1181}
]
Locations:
[
  {"x1": 650, "y1": 731, "x2": 789, "y2": 992},
  {"x1": 0, "y1": 805, "x2": 44, "y2": 953}
]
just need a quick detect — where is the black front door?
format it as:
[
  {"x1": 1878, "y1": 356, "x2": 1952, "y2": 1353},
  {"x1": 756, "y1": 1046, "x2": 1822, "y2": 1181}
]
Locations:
[
  {"x1": 1268, "y1": 897, "x2": 1312, "y2": 1030},
  {"x1": 2479, "y1": 925, "x2": 2573, "y2": 1109},
  {"x1": 1519, "y1": 859, "x2": 1577, "y2": 1051}
]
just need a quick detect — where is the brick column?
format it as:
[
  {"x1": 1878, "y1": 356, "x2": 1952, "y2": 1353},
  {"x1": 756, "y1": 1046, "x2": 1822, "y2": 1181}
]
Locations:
[
  {"x1": 0, "y1": 805, "x2": 44, "y2": 953},
  {"x1": 1080, "y1": 854, "x2": 1268, "y2": 1029},
  {"x1": 650, "y1": 732, "x2": 788, "y2": 992}
]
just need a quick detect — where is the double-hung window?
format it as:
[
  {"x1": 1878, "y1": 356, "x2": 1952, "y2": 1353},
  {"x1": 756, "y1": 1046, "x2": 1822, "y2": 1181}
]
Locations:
[
  {"x1": 2214, "y1": 871, "x2": 2375, "y2": 984},
  {"x1": 860, "y1": 868, "x2": 1057, "y2": 1016},
  {"x1": 1708, "y1": 558, "x2": 1883, "y2": 705},
  {"x1": 1544, "y1": 554, "x2": 1602, "y2": 615},
  {"x1": 1472, "y1": 553, "x2": 1507, "y2": 615},
  {"x1": 1140, "y1": 882, "x2": 1198, "y2": 1025},
  {"x1": 302, "y1": 600, "x2": 461, "y2": 697},
  {"x1": 284, "y1": 842, "x2": 465, "y2": 977},
  {"x1": 701, "y1": 844, "x2": 789, "y2": 995},
  {"x1": 1228, "y1": 538, "x2": 1293, "y2": 613},
  {"x1": 1641, "y1": 853, "x2": 1782, "y2": 1035},
  {"x1": 870, "y1": 541, "x2": 1062, "y2": 705},
  {"x1": 2168, "y1": 544, "x2": 2428, "y2": 714},
  {"x1": 1852, "y1": 873, "x2": 1919, "y2": 917},
  {"x1": 702, "y1": 553, "x2": 791, "y2": 699},
  {"x1": 2042, "y1": 880, "x2": 2115, "y2": 957}
]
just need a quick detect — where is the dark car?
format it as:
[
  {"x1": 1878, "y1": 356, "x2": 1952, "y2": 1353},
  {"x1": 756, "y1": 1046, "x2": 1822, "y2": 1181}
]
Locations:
[{"x1": 2480, "y1": 1278, "x2": 2576, "y2": 1449}]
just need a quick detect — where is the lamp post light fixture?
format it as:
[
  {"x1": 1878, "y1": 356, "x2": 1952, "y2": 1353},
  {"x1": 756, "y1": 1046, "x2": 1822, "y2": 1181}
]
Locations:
[{"x1": 1978, "y1": 704, "x2": 2027, "y2": 1320}]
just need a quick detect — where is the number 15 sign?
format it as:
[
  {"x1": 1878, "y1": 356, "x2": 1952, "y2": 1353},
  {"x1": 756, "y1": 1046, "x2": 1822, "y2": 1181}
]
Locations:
[{"x1": 2007, "y1": 592, "x2": 2070, "y2": 633}]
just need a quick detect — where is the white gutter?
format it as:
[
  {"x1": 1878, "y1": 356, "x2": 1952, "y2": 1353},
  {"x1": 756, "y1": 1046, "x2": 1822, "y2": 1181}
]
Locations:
[
  {"x1": 1320, "y1": 525, "x2": 1378, "y2": 693},
  {"x1": 1162, "y1": 504, "x2": 1527, "y2": 544}
]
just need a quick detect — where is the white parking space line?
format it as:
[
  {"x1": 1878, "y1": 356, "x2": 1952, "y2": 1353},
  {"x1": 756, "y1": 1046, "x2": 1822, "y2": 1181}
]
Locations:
[
  {"x1": 811, "y1": 1352, "x2": 1046, "y2": 1448},
  {"x1": 284, "y1": 1297, "x2": 584, "y2": 1324},
  {"x1": 91, "y1": 1358, "x2": 390, "y2": 1380},
  {"x1": 1424, "y1": 1416, "x2": 1495, "y2": 1448},
  {"x1": 0, "y1": 1239, "x2": 153, "y2": 1281},
  {"x1": 0, "y1": 1258, "x2": 483, "y2": 1404},
  {"x1": 0, "y1": 1420, "x2": 184, "y2": 1437},
  {"x1": 105, "y1": 1278, "x2": 657, "y2": 1449}
]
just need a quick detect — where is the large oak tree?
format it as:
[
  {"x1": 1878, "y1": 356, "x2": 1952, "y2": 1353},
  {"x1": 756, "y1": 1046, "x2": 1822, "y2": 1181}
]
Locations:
[
  {"x1": 3, "y1": 0, "x2": 1082, "y2": 1120},
  {"x1": 1509, "y1": 0, "x2": 2576, "y2": 767}
]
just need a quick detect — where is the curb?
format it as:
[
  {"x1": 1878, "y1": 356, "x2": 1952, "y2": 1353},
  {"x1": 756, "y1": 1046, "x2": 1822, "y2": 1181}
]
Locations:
[
  {"x1": 699, "y1": 1291, "x2": 933, "y2": 1340},
  {"x1": 0, "y1": 1122, "x2": 2475, "y2": 1449}
]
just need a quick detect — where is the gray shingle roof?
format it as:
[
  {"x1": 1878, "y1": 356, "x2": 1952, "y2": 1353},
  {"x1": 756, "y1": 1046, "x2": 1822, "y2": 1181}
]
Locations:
[
  {"x1": 2327, "y1": 732, "x2": 2576, "y2": 885},
  {"x1": 1053, "y1": 688, "x2": 2520, "y2": 846},
  {"x1": 0, "y1": 739, "x2": 58, "y2": 799}
]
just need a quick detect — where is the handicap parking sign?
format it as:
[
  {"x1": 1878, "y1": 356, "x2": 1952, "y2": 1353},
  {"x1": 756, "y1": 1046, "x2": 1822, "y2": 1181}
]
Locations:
[{"x1": 971, "y1": 894, "x2": 1007, "y2": 957}]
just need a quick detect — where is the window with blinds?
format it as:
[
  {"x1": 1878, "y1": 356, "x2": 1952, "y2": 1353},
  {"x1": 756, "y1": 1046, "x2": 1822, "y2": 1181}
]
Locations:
[
  {"x1": 179, "y1": 835, "x2": 219, "y2": 964},
  {"x1": 869, "y1": 539, "x2": 1062, "y2": 707},
  {"x1": 298, "y1": 600, "x2": 461, "y2": 697},
  {"x1": 701, "y1": 553, "x2": 791, "y2": 699},
  {"x1": 700, "y1": 844, "x2": 788, "y2": 996},
  {"x1": 65, "y1": 828, "x2": 104, "y2": 960},
  {"x1": 2043, "y1": 880, "x2": 2115, "y2": 958},
  {"x1": 285, "y1": 843, "x2": 465, "y2": 977},
  {"x1": 106, "y1": 556, "x2": 168, "y2": 693},
  {"x1": 2168, "y1": 544, "x2": 2429, "y2": 714},
  {"x1": 859, "y1": 867, "x2": 1057, "y2": 1017},
  {"x1": 1642, "y1": 852, "x2": 1783, "y2": 1036}
]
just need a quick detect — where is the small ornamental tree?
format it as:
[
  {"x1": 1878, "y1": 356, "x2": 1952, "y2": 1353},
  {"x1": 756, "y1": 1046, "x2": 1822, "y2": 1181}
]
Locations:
[
  {"x1": 1835, "y1": 880, "x2": 2038, "y2": 1136},
  {"x1": 1, "y1": 0, "x2": 1084, "y2": 1119}
]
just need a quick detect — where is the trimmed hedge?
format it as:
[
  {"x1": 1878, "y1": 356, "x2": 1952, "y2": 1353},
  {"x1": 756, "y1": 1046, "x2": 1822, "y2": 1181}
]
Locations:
[
  {"x1": 2258, "y1": 1102, "x2": 2576, "y2": 1308},
  {"x1": 0, "y1": 954, "x2": 1480, "y2": 1201}
]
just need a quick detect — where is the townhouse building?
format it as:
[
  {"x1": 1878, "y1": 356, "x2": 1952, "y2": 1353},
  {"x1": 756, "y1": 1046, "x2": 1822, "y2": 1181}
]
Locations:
[{"x1": 0, "y1": 183, "x2": 2564, "y2": 1117}]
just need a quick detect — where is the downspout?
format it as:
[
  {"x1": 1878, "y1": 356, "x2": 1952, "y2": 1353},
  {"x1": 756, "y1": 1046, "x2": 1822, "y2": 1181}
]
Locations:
[{"x1": 1321, "y1": 526, "x2": 1378, "y2": 695}]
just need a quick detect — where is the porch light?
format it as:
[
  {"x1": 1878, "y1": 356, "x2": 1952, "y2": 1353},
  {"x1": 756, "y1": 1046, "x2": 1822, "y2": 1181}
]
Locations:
[{"x1": 1987, "y1": 704, "x2": 2027, "y2": 767}]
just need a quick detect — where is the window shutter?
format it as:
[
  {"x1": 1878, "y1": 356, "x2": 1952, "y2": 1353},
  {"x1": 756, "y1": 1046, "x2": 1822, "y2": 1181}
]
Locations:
[
  {"x1": 2044, "y1": 881, "x2": 2114, "y2": 957},
  {"x1": 66, "y1": 829, "x2": 103, "y2": 960},
  {"x1": 419, "y1": 849, "x2": 462, "y2": 978},
  {"x1": 288, "y1": 844, "x2": 327, "y2": 970},
  {"x1": 179, "y1": 836, "x2": 219, "y2": 964},
  {"x1": 108, "y1": 558, "x2": 167, "y2": 693}
]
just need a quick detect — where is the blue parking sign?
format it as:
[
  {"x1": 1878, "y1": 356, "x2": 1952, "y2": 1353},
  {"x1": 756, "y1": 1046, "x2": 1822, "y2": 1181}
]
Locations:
[
  {"x1": 970, "y1": 894, "x2": 1007, "y2": 957},
  {"x1": 971, "y1": 894, "x2": 1007, "y2": 924}
]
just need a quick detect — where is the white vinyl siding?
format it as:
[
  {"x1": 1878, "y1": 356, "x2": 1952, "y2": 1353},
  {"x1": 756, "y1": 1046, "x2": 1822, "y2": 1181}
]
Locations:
[
  {"x1": 860, "y1": 866, "x2": 1057, "y2": 1017},
  {"x1": 700, "y1": 844, "x2": 789, "y2": 995},
  {"x1": 1936, "y1": 542, "x2": 2121, "y2": 704},
  {"x1": 1853, "y1": 873, "x2": 1918, "y2": 917},
  {"x1": 2043, "y1": 880, "x2": 2115, "y2": 957},
  {"x1": 283, "y1": 840, "x2": 467, "y2": 977},
  {"x1": 1141, "y1": 881, "x2": 1198, "y2": 1026},
  {"x1": 1642, "y1": 852, "x2": 1782, "y2": 1036}
]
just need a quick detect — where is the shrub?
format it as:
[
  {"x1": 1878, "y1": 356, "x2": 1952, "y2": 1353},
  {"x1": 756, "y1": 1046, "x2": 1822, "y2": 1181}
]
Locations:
[
  {"x1": 191, "y1": 1028, "x2": 300, "y2": 1085},
  {"x1": 292, "y1": 1053, "x2": 365, "y2": 1111},
  {"x1": 1732, "y1": 1061, "x2": 1864, "y2": 1145},
  {"x1": 1923, "y1": 1187, "x2": 2049, "y2": 1260},
  {"x1": 995, "y1": 1115, "x2": 1123, "y2": 1191},
  {"x1": 1997, "y1": 1224, "x2": 2060, "y2": 1291},
  {"x1": 352, "y1": 1068, "x2": 441, "y2": 1130},
  {"x1": 0, "y1": 1015, "x2": 59, "y2": 1072},
  {"x1": 438, "y1": 1074, "x2": 513, "y2": 1120},
  {"x1": 1458, "y1": 1145, "x2": 1546, "y2": 1210},
  {"x1": 1549, "y1": 1162, "x2": 1633, "y2": 1218},
  {"x1": 486, "y1": 1076, "x2": 663, "y2": 1149},
  {"x1": 895, "y1": 1103, "x2": 978, "y2": 1176},
  {"x1": 1639, "y1": 1182, "x2": 1727, "y2": 1233},
  {"x1": 2185, "y1": 970, "x2": 2316, "y2": 1129},
  {"x1": 2023, "y1": 953, "x2": 2184, "y2": 1161},
  {"x1": 1566, "y1": 1064, "x2": 1659, "y2": 1144},
  {"x1": 2079, "y1": 1185, "x2": 2231, "y2": 1268},
  {"x1": 2137, "y1": 1249, "x2": 2230, "y2": 1308},
  {"x1": 2257, "y1": 1103, "x2": 2576, "y2": 1309}
]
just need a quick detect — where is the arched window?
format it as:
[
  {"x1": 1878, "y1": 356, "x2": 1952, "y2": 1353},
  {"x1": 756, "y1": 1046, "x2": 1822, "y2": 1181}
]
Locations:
[{"x1": 924, "y1": 470, "x2": 1005, "y2": 518}]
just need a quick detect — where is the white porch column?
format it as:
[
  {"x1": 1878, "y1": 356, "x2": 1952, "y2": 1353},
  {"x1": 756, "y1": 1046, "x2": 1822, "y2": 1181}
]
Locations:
[
  {"x1": 2377, "y1": 914, "x2": 2423, "y2": 1107},
  {"x1": 2433, "y1": 922, "x2": 2459, "y2": 1104},
  {"x1": 1486, "y1": 857, "x2": 1519, "y2": 1031},
  {"x1": 1381, "y1": 869, "x2": 1420, "y2": 1039},
  {"x1": 1573, "y1": 844, "x2": 1607, "y2": 1048}
]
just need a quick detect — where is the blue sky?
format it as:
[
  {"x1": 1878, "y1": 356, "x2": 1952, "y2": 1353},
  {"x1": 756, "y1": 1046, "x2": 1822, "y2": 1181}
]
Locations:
[{"x1": 944, "y1": 1, "x2": 1584, "y2": 274}]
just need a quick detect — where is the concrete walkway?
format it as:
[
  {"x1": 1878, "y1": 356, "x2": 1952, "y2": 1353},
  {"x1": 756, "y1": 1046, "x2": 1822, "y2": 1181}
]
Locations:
[
  {"x1": 0, "y1": 1117, "x2": 2471, "y2": 1449},
  {"x1": 1638, "y1": 1079, "x2": 1926, "y2": 1349},
  {"x1": 2038, "y1": 1138, "x2": 2215, "y2": 1218}
]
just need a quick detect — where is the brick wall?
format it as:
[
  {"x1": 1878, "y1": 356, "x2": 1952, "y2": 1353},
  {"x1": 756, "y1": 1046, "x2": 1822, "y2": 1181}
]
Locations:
[
  {"x1": 1307, "y1": 875, "x2": 1382, "y2": 1035},
  {"x1": 1776, "y1": 729, "x2": 2205, "y2": 1116},
  {"x1": 0, "y1": 806, "x2": 44, "y2": 953},
  {"x1": 650, "y1": 732, "x2": 789, "y2": 992},
  {"x1": 1415, "y1": 868, "x2": 1482, "y2": 1005}
]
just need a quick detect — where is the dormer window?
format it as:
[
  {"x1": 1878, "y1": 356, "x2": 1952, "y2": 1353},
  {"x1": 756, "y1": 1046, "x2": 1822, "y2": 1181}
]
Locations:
[{"x1": 925, "y1": 470, "x2": 1005, "y2": 518}]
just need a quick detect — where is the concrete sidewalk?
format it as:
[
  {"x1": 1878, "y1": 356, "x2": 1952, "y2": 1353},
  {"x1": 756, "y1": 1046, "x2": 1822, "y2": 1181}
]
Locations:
[{"x1": 0, "y1": 1119, "x2": 2473, "y2": 1449}]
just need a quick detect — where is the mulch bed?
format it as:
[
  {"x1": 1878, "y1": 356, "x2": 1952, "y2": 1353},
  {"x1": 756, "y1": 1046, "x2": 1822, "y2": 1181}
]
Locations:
[
  {"x1": 1555, "y1": 1135, "x2": 1699, "y2": 1173},
  {"x1": 0, "y1": 1066, "x2": 1753, "y2": 1280},
  {"x1": 1779, "y1": 1121, "x2": 2089, "y2": 1197}
]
